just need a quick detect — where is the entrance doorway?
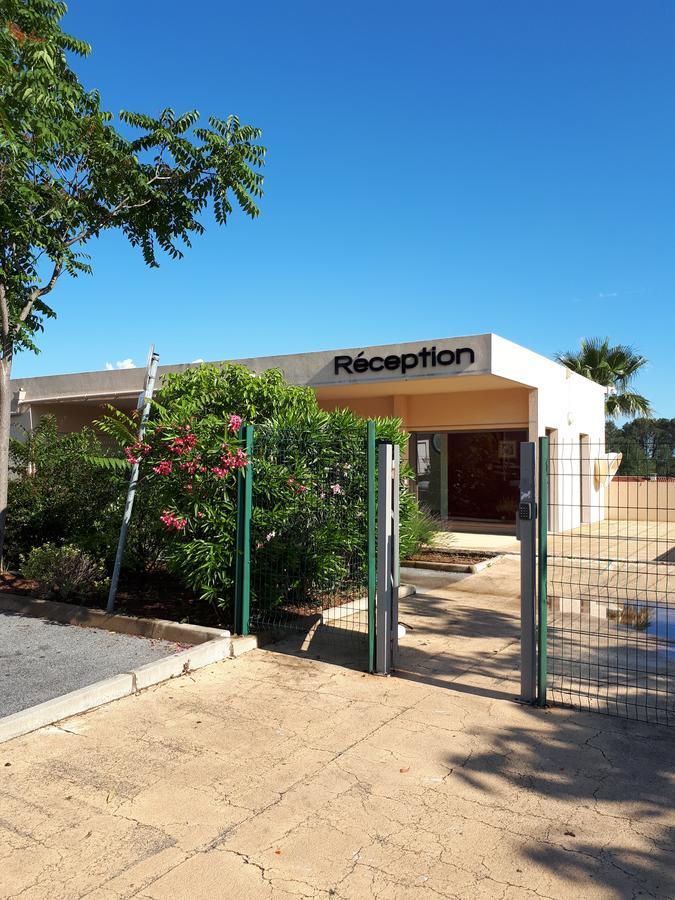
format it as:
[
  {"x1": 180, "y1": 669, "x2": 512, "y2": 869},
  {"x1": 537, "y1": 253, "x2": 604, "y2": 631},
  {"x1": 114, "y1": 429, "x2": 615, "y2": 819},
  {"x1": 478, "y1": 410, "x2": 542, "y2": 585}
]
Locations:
[{"x1": 411, "y1": 429, "x2": 528, "y2": 528}]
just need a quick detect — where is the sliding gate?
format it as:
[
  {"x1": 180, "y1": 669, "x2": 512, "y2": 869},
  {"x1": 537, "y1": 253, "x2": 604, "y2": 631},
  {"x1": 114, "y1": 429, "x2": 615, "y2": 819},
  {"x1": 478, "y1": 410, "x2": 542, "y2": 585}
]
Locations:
[{"x1": 537, "y1": 437, "x2": 675, "y2": 725}]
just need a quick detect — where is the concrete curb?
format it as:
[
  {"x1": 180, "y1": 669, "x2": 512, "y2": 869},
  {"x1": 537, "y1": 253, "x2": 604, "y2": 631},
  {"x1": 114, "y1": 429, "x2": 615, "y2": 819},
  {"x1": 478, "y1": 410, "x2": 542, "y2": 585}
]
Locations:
[
  {"x1": 403, "y1": 556, "x2": 500, "y2": 574},
  {"x1": 0, "y1": 593, "x2": 228, "y2": 645},
  {"x1": 0, "y1": 633, "x2": 261, "y2": 745},
  {"x1": 322, "y1": 584, "x2": 415, "y2": 623}
]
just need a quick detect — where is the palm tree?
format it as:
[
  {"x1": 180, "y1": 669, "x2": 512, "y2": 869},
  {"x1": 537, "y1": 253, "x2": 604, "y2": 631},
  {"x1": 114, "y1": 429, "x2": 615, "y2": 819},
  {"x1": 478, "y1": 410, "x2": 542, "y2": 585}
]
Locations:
[{"x1": 555, "y1": 337, "x2": 653, "y2": 420}]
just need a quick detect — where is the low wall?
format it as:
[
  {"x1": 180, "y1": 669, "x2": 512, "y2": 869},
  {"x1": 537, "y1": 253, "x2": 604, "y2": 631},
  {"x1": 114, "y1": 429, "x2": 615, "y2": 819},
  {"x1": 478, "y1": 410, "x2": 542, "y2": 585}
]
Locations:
[{"x1": 607, "y1": 477, "x2": 675, "y2": 522}]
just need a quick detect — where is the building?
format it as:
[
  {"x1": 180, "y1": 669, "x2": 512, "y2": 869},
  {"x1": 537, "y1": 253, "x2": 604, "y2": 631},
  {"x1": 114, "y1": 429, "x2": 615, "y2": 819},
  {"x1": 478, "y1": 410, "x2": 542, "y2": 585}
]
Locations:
[{"x1": 10, "y1": 333, "x2": 607, "y2": 533}]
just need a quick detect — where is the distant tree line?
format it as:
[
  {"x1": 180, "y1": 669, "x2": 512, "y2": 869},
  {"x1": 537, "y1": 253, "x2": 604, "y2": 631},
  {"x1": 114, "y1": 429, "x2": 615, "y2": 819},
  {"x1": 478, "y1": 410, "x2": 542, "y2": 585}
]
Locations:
[{"x1": 606, "y1": 419, "x2": 675, "y2": 477}]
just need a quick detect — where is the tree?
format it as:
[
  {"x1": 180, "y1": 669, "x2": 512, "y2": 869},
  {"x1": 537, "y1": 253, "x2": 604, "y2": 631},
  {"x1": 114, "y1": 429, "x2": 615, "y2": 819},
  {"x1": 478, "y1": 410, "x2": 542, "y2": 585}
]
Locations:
[
  {"x1": 0, "y1": 1, "x2": 266, "y2": 562},
  {"x1": 606, "y1": 417, "x2": 675, "y2": 477},
  {"x1": 555, "y1": 337, "x2": 653, "y2": 420}
]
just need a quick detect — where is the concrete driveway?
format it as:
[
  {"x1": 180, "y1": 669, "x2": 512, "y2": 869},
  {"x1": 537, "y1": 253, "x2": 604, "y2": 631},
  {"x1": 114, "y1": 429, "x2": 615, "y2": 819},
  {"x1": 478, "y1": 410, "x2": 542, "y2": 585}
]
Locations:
[{"x1": 1, "y1": 558, "x2": 674, "y2": 899}]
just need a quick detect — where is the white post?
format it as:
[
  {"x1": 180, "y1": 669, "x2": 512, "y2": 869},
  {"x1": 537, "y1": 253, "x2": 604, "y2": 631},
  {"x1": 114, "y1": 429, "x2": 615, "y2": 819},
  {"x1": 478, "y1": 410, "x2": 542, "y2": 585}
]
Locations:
[
  {"x1": 376, "y1": 441, "x2": 400, "y2": 674},
  {"x1": 106, "y1": 347, "x2": 160, "y2": 614},
  {"x1": 519, "y1": 441, "x2": 537, "y2": 702}
]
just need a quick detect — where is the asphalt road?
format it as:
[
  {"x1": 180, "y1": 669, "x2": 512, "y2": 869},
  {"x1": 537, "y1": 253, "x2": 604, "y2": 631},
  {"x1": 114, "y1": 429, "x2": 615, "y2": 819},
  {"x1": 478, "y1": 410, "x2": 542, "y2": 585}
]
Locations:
[{"x1": 0, "y1": 612, "x2": 182, "y2": 718}]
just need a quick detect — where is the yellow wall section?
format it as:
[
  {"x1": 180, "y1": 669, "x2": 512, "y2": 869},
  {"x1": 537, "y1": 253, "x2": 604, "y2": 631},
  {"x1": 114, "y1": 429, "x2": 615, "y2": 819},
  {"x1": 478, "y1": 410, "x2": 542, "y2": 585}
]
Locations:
[{"x1": 316, "y1": 388, "x2": 530, "y2": 431}]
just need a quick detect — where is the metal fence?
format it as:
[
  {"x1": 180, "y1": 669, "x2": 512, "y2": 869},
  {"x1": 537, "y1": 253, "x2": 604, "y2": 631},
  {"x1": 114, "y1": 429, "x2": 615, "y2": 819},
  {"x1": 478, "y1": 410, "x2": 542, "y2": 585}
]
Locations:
[
  {"x1": 541, "y1": 437, "x2": 675, "y2": 725},
  {"x1": 234, "y1": 420, "x2": 376, "y2": 671}
]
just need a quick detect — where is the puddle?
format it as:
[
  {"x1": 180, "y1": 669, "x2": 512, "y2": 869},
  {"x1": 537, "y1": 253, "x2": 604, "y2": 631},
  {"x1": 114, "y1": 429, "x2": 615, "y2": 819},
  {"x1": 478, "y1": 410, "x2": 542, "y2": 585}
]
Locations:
[{"x1": 612, "y1": 602, "x2": 675, "y2": 647}]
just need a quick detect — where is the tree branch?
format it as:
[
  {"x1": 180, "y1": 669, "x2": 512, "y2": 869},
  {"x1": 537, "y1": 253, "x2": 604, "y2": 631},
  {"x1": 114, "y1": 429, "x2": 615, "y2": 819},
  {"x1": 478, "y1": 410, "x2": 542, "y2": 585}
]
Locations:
[
  {"x1": 0, "y1": 283, "x2": 9, "y2": 341},
  {"x1": 18, "y1": 260, "x2": 63, "y2": 324}
]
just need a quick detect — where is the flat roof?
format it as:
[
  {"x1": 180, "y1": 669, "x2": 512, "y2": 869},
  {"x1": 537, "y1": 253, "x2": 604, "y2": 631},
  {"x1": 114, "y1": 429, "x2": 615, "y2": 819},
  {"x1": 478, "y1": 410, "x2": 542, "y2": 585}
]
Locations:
[{"x1": 11, "y1": 333, "x2": 605, "y2": 405}]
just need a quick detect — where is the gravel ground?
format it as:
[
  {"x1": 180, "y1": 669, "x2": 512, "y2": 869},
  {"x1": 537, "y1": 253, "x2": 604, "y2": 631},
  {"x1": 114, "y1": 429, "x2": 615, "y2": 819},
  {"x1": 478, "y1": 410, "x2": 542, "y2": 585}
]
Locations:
[{"x1": 0, "y1": 612, "x2": 183, "y2": 718}]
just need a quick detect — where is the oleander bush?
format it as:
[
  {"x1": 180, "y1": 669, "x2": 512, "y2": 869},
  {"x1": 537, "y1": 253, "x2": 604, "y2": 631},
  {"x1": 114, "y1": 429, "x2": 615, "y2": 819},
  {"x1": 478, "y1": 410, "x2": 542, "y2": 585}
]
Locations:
[
  {"x1": 6, "y1": 366, "x2": 434, "y2": 617},
  {"x1": 97, "y1": 363, "x2": 434, "y2": 612}
]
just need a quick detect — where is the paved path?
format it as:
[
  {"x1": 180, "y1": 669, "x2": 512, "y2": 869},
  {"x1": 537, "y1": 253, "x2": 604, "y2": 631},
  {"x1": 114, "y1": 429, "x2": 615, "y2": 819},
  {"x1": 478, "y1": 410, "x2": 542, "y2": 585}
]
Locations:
[
  {"x1": 2, "y1": 558, "x2": 674, "y2": 899},
  {"x1": 0, "y1": 613, "x2": 182, "y2": 717}
]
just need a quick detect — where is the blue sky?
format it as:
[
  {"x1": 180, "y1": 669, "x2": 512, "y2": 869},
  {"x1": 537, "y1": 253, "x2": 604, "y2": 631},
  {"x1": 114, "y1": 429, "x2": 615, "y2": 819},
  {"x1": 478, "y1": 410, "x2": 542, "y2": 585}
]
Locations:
[{"x1": 15, "y1": 1, "x2": 675, "y2": 416}]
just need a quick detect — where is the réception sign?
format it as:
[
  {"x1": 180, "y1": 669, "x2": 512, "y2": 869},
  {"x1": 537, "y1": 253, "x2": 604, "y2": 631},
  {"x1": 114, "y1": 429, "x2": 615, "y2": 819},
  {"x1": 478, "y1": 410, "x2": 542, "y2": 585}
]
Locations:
[{"x1": 333, "y1": 346, "x2": 476, "y2": 376}]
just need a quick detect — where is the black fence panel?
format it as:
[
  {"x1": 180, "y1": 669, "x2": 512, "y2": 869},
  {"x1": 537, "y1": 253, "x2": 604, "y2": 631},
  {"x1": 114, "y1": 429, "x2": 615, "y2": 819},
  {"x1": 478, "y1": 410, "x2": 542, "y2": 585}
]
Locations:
[
  {"x1": 246, "y1": 420, "x2": 375, "y2": 667},
  {"x1": 545, "y1": 438, "x2": 675, "y2": 725}
]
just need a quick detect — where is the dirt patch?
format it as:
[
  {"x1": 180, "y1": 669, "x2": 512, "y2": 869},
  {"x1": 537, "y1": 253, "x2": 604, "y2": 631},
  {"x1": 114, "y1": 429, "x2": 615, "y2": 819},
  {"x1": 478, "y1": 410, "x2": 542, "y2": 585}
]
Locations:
[
  {"x1": 0, "y1": 571, "x2": 226, "y2": 630},
  {"x1": 406, "y1": 548, "x2": 499, "y2": 566}
]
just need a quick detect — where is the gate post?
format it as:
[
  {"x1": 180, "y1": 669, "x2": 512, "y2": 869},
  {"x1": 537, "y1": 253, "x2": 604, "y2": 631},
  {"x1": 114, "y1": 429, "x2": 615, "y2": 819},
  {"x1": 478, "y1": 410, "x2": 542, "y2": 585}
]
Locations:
[
  {"x1": 367, "y1": 421, "x2": 377, "y2": 673},
  {"x1": 518, "y1": 441, "x2": 537, "y2": 702},
  {"x1": 391, "y1": 443, "x2": 400, "y2": 670},
  {"x1": 537, "y1": 436, "x2": 549, "y2": 707},
  {"x1": 234, "y1": 424, "x2": 254, "y2": 635},
  {"x1": 375, "y1": 440, "x2": 399, "y2": 675}
]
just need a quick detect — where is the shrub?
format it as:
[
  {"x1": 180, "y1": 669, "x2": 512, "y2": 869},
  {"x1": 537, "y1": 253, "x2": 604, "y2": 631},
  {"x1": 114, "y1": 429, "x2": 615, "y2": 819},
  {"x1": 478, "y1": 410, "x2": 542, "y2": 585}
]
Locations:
[
  {"x1": 400, "y1": 493, "x2": 438, "y2": 559},
  {"x1": 21, "y1": 543, "x2": 109, "y2": 600},
  {"x1": 97, "y1": 363, "x2": 431, "y2": 612},
  {"x1": 6, "y1": 417, "x2": 126, "y2": 567}
]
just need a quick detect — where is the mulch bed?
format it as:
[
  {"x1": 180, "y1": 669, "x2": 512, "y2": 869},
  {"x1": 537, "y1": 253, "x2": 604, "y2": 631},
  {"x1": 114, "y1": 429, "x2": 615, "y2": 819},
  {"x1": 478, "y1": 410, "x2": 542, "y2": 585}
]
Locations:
[
  {"x1": 405, "y1": 548, "x2": 498, "y2": 567},
  {"x1": 0, "y1": 571, "x2": 227, "y2": 630}
]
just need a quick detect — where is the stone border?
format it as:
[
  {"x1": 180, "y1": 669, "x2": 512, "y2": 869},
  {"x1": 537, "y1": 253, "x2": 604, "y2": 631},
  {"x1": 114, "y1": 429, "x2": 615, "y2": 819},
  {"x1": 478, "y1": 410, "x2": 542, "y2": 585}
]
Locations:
[
  {"x1": 0, "y1": 632, "x2": 265, "y2": 745},
  {"x1": 403, "y1": 555, "x2": 501, "y2": 574},
  {"x1": 322, "y1": 584, "x2": 415, "y2": 622},
  {"x1": 0, "y1": 593, "x2": 228, "y2": 645}
]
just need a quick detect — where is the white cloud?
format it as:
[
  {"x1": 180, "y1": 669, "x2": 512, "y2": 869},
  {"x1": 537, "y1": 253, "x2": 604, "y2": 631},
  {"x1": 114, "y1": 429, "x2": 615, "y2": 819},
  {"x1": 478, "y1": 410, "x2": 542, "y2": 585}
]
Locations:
[
  {"x1": 105, "y1": 358, "x2": 135, "y2": 370},
  {"x1": 191, "y1": 358, "x2": 204, "y2": 364}
]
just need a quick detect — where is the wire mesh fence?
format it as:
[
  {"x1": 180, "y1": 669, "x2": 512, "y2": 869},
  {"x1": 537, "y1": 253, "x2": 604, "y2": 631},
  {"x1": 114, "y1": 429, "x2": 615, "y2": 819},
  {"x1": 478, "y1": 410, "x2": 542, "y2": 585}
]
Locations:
[
  {"x1": 246, "y1": 420, "x2": 374, "y2": 667},
  {"x1": 545, "y1": 438, "x2": 675, "y2": 725}
]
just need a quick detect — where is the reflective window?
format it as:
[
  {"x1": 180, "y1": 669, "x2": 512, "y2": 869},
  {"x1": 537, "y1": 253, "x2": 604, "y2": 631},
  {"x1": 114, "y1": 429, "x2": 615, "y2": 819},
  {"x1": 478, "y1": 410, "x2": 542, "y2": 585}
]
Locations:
[{"x1": 411, "y1": 430, "x2": 527, "y2": 522}]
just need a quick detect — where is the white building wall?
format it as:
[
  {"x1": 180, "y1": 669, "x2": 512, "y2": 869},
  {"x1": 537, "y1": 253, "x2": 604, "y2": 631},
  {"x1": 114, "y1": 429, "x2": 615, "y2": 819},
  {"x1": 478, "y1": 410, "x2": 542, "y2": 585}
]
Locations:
[{"x1": 491, "y1": 335, "x2": 607, "y2": 532}]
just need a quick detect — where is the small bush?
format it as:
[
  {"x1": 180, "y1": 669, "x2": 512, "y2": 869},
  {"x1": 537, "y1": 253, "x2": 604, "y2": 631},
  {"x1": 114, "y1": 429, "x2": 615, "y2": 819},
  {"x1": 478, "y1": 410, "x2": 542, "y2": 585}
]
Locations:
[
  {"x1": 21, "y1": 544, "x2": 109, "y2": 601},
  {"x1": 400, "y1": 495, "x2": 439, "y2": 559}
]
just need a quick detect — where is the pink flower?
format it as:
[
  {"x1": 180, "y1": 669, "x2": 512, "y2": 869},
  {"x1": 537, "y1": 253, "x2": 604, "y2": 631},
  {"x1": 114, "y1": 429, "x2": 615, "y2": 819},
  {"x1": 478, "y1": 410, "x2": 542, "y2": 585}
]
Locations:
[
  {"x1": 160, "y1": 510, "x2": 188, "y2": 531},
  {"x1": 168, "y1": 433, "x2": 197, "y2": 455},
  {"x1": 152, "y1": 460, "x2": 173, "y2": 476},
  {"x1": 179, "y1": 457, "x2": 202, "y2": 475},
  {"x1": 215, "y1": 449, "x2": 247, "y2": 475},
  {"x1": 331, "y1": 484, "x2": 343, "y2": 495},
  {"x1": 228, "y1": 414, "x2": 242, "y2": 433},
  {"x1": 287, "y1": 475, "x2": 306, "y2": 494},
  {"x1": 125, "y1": 440, "x2": 151, "y2": 464}
]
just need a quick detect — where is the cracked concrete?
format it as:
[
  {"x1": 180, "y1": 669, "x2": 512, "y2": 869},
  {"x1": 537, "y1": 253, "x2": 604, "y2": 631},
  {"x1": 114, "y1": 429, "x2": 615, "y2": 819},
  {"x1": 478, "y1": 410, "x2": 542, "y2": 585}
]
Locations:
[{"x1": 1, "y1": 557, "x2": 673, "y2": 899}]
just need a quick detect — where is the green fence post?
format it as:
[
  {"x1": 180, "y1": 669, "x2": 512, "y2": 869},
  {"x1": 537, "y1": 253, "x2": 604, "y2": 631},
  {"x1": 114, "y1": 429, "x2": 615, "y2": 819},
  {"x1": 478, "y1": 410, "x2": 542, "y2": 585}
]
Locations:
[
  {"x1": 234, "y1": 424, "x2": 254, "y2": 636},
  {"x1": 367, "y1": 420, "x2": 376, "y2": 673},
  {"x1": 537, "y1": 435, "x2": 549, "y2": 707}
]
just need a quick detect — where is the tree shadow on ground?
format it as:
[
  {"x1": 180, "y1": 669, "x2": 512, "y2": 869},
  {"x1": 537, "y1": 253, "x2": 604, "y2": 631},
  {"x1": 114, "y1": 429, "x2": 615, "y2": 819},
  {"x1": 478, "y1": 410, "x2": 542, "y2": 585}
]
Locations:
[
  {"x1": 261, "y1": 586, "x2": 524, "y2": 703},
  {"x1": 260, "y1": 581, "x2": 675, "y2": 895},
  {"x1": 441, "y1": 702, "x2": 675, "y2": 897},
  {"x1": 392, "y1": 587, "x2": 522, "y2": 700}
]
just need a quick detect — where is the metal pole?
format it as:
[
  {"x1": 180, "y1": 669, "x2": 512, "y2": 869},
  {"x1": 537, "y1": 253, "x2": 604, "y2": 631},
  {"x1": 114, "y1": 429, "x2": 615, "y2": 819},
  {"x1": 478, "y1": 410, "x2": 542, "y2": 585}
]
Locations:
[
  {"x1": 234, "y1": 424, "x2": 254, "y2": 635},
  {"x1": 537, "y1": 436, "x2": 549, "y2": 707},
  {"x1": 519, "y1": 441, "x2": 537, "y2": 702},
  {"x1": 367, "y1": 421, "x2": 376, "y2": 673},
  {"x1": 107, "y1": 346, "x2": 160, "y2": 614},
  {"x1": 376, "y1": 441, "x2": 393, "y2": 675},
  {"x1": 391, "y1": 443, "x2": 400, "y2": 670}
]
